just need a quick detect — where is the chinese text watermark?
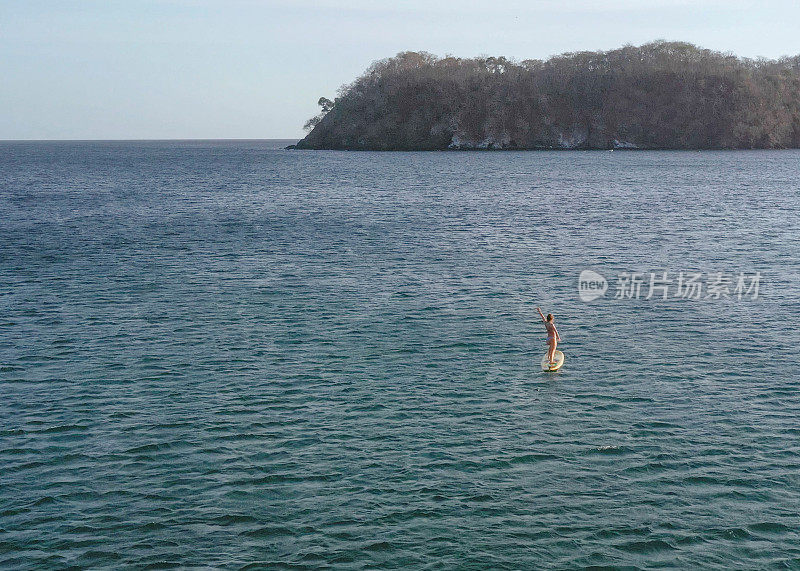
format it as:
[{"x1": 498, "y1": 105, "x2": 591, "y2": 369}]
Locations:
[{"x1": 578, "y1": 269, "x2": 761, "y2": 302}]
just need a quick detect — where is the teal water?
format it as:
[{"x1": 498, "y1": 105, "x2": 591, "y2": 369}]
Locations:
[{"x1": 1, "y1": 141, "x2": 799, "y2": 568}]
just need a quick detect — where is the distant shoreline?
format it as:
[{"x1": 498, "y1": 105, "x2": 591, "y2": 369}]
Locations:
[
  {"x1": 297, "y1": 41, "x2": 800, "y2": 152},
  {"x1": 2, "y1": 140, "x2": 797, "y2": 152},
  {"x1": 285, "y1": 145, "x2": 800, "y2": 152}
]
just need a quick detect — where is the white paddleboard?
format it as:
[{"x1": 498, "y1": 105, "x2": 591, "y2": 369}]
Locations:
[{"x1": 541, "y1": 350, "x2": 565, "y2": 372}]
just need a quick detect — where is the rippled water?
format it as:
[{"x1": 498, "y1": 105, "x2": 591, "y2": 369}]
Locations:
[{"x1": 2, "y1": 140, "x2": 800, "y2": 568}]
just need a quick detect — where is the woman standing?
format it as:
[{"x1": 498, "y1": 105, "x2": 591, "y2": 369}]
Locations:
[{"x1": 536, "y1": 307, "x2": 561, "y2": 365}]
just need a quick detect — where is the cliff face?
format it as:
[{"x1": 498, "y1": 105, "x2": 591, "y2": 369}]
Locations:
[{"x1": 295, "y1": 42, "x2": 800, "y2": 151}]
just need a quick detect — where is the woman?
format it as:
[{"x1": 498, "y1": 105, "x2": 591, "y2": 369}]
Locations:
[{"x1": 536, "y1": 307, "x2": 561, "y2": 365}]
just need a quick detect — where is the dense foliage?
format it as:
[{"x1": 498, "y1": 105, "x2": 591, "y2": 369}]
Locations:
[{"x1": 295, "y1": 42, "x2": 800, "y2": 150}]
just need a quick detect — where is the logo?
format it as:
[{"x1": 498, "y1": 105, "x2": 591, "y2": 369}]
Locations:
[
  {"x1": 578, "y1": 270, "x2": 608, "y2": 302},
  {"x1": 576, "y1": 269, "x2": 760, "y2": 302}
]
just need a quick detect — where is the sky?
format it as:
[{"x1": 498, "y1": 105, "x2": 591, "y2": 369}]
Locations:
[{"x1": 2, "y1": 0, "x2": 800, "y2": 140}]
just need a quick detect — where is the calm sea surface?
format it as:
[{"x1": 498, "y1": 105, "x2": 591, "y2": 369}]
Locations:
[{"x1": 1, "y1": 140, "x2": 799, "y2": 568}]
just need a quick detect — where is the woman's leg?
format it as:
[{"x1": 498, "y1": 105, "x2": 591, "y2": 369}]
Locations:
[{"x1": 548, "y1": 339, "x2": 557, "y2": 363}]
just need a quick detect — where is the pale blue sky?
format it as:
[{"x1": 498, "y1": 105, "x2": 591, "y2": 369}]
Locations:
[{"x1": 2, "y1": 0, "x2": 800, "y2": 140}]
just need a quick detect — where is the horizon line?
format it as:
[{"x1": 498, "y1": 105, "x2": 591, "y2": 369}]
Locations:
[{"x1": 0, "y1": 138, "x2": 302, "y2": 143}]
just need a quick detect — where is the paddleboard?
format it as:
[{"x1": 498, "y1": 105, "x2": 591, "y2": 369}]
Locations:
[{"x1": 541, "y1": 350, "x2": 565, "y2": 372}]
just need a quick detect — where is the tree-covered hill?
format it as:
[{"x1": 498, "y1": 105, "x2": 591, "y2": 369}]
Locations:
[{"x1": 293, "y1": 41, "x2": 800, "y2": 150}]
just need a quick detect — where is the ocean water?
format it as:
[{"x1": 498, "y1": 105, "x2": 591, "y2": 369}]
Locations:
[{"x1": 1, "y1": 140, "x2": 799, "y2": 568}]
